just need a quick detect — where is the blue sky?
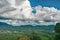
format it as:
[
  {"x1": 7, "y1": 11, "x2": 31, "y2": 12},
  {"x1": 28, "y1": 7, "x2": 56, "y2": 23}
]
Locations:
[{"x1": 30, "y1": 0, "x2": 60, "y2": 10}]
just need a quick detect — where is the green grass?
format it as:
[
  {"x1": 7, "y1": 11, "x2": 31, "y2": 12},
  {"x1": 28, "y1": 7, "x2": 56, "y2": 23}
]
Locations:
[{"x1": 0, "y1": 30, "x2": 55, "y2": 40}]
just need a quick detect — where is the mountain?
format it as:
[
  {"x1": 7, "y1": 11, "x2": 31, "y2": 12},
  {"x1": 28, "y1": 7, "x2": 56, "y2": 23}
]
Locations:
[{"x1": 0, "y1": 22, "x2": 55, "y2": 32}]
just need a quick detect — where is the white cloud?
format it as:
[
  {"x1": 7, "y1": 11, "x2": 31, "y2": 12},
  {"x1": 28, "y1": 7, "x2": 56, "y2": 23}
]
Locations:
[
  {"x1": 0, "y1": 0, "x2": 33, "y2": 19},
  {"x1": 0, "y1": 0, "x2": 60, "y2": 26},
  {"x1": 35, "y1": 6, "x2": 60, "y2": 21}
]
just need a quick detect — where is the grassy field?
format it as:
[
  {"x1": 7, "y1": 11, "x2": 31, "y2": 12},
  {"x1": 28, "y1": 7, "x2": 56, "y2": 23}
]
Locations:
[{"x1": 0, "y1": 30, "x2": 55, "y2": 40}]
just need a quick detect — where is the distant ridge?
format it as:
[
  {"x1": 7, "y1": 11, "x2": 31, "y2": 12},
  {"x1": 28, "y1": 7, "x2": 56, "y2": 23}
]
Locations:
[
  {"x1": 0, "y1": 22, "x2": 12, "y2": 26},
  {"x1": 0, "y1": 22, "x2": 55, "y2": 32}
]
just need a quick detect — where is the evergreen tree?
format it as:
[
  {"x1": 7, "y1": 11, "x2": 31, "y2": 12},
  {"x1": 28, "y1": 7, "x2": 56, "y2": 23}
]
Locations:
[{"x1": 54, "y1": 23, "x2": 60, "y2": 40}]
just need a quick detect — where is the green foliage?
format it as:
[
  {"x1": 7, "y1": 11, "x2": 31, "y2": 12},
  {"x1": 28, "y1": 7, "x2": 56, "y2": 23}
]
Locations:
[
  {"x1": 55, "y1": 23, "x2": 60, "y2": 33},
  {"x1": 29, "y1": 32, "x2": 41, "y2": 40},
  {"x1": 54, "y1": 23, "x2": 60, "y2": 40},
  {"x1": 54, "y1": 34, "x2": 60, "y2": 40}
]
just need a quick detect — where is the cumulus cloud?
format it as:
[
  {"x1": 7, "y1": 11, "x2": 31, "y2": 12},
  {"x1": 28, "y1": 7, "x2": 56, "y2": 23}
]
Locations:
[
  {"x1": 35, "y1": 6, "x2": 60, "y2": 22},
  {"x1": 0, "y1": 0, "x2": 32, "y2": 19},
  {"x1": 0, "y1": 0, "x2": 60, "y2": 26}
]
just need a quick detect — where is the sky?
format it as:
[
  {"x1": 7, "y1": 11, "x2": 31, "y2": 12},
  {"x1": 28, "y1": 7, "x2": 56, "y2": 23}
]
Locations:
[
  {"x1": 0, "y1": 0, "x2": 60, "y2": 26},
  {"x1": 30, "y1": 0, "x2": 60, "y2": 10}
]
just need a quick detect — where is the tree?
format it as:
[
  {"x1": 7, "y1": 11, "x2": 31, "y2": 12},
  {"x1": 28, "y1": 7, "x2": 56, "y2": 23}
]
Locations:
[
  {"x1": 54, "y1": 23, "x2": 60, "y2": 40},
  {"x1": 55, "y1": 23, "x2": 60, "y2": 33}
]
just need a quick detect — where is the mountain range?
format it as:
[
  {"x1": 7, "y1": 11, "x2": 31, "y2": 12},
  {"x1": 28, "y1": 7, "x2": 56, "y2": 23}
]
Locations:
[{"x1": 0, "y1": 22, "x2": 55, "y2": 32}]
